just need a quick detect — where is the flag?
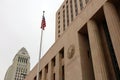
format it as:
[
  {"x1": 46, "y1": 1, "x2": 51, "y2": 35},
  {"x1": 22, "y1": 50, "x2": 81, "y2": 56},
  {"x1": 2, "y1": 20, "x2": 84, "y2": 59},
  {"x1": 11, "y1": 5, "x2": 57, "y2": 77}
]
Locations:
[{"x1": 41, "y1": 14, "x2": 46, "y2": 30}]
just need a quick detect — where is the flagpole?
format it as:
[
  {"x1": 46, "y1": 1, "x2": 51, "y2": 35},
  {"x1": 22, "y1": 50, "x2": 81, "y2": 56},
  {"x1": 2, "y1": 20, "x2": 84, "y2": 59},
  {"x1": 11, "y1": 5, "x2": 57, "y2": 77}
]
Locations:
[
  {"x1": 37, "y1": 29, "x2": 43, "y2": 80},
  {"x1": 36, "y1": 11, "x2": 45, "y2": 80}
]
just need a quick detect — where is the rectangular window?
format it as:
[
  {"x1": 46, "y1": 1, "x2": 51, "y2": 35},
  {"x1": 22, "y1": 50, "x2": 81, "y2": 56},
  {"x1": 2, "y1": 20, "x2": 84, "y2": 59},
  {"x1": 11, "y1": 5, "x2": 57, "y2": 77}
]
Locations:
[
  {"x1": 63, "y1": 10, "x2": 65, "y2": 31},
  {"x1": 74, "y1": 0, "x2": 78, "y2": 16},
  {"x1": 66, "y1": 5, "x2": 69, "y2": 26},
  {"x1": 70, "y1": 0, "x2": 73, "y2": 21},
  {"x1": 79, "y1": 0, "x2": 83, "y2": 10},
  {"x1": 39, "y1": 71, "x2": 42, "y2": 80},
  {"x1": 53, "y1": 73, "x2": 55, "y2": 80},
  {"x1": 62, "y1": 66, "x2": 65, "y2": 80},
  {"x1": 59, "y1": 48, "x2": 64, "y2": 59},
  {"x1": 52, "y1": 57, "x2": 56, "y2": 67},
  {"x1": 58, "y1": 35, "x2": 60, "y2": 38},
  {"x1": 66, "y1": 0, "x2": 68, "y2": 4},
  {"x1": 58, "y1": 12, "x2": 60, "y2": 15},
  {"x1": 45, "y1": 64, "x2": 48, "y2": 73}
]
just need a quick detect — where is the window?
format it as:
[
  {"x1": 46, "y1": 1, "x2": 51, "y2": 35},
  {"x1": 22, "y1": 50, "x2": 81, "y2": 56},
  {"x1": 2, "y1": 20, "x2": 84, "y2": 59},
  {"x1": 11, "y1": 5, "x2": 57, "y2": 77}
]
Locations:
[
  {"x1": 58, "y1": 21, "x2": 60, "y2": 24},
  {"x1": 79, "y1": 0, "x2": 83, "y2": 10},
  {"x1": 58, "y1": 16, "x2": 60, "y2": 19},
  {"x1": 59, "y1": 48, "x2": 64, "y2": 59},
  {"x1": 74, "y1": 0, "x2": 78, "y2": 16},
  {"x1": 34, "y1": 76, "x2": 36, "y2": 80},
  {"x1": 45, "y1": 64, "x2": 48, "y2": 73},
  {"x1": 52, "y1": 57, "x2": 56, "y2": 67},
  {"x1": 66, "y1": 5, "x2": 69, "y2": 26},
  {"x1": 18, "y1": 57, "x2": 20, "y2": 62},
  {"x1": 58, "y1": 35, "x2": 60, "y2": 38},
  {"x1": 63, "y1": 10, "x2": 65, "y2": 31},
  {"x1": 58, "y1": 30, "x2": 60, "y2": 33},
  {"x1": 39, "y1": 71, "x2": 42, "y2": 80},
  {"x1": 53, "y1": 73, "x2": 55, "y2": 80},
  {"x1": 58, "y1": 12, "x2": 60, "y2": 15},
  {"x1": 62, "y1": 66, "x2": 65, "y2": 80},
  {"x1": 63, "y1": 5, "x2": 65, "y2": 9},
  {"x1": 66, "y1": 0, "x2": 68, "y2": 4},
  {"x1": 58, "y1": 25, "x2": 60, "y2": 28},
  {"x1": 70, "y1": 0, "x2": 73, "y2": 21}
]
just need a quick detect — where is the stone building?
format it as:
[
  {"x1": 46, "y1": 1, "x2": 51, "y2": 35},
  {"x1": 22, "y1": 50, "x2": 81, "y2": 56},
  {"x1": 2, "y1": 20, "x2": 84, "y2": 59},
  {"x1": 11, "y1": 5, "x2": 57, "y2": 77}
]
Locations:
[
  {"x1": 25, "y1": 0, "x2": 120, "y2": 80},
  {"x1": 4, "y1": 47, "x2": 30, "y2": 80}
]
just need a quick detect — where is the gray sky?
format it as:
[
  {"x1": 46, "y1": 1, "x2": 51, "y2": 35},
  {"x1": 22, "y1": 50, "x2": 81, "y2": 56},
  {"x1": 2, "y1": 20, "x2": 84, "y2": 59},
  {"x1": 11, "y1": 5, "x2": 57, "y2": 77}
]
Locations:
[{"x1": 0, "y1": 0, "x2": 63, "y2": 79}]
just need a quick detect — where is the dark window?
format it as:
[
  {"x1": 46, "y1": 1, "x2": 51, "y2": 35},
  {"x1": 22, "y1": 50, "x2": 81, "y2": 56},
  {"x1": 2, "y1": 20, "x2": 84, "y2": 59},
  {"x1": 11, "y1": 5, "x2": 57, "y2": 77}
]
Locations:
[
  {"x1": 74, "y1": 0, "x2": 78, "y2": 16},
  {"x1": 58, "y1": 12, "x2": 60, "y2": 15},
  {"x1": 45, "y1": 64, "x2": 48, "y2": 73},
  {"x1": 58, "y1": 30, "x2": 60, "y2": 33},
  {"x1": 59, "y1": 48, "x2": 64, "y2": 59},
  {"x1": 66, "y1": 5, "x2": 69, "y2": 26},
  {"x1": 62, "y1": 66, "x2": 65, "y2": 80},
  {"x1": 58, "y1": 21, "x2": 60, "y2": 24},
  {"x1": 34, "y1": 76, "x2": 36, "y2": 80},
  {"x1": 39, "y1": 71, "x2": 42, "y2": 80},
  {"x1": 66, "y1": 0, "x2": 68, "y2": 4},
  {"x1": 58, "y1": 25, "x2": 60, "y2": 28},
  {"x1": 52, "y1": 57, "x2": 55, "y2": 67},
  {"x1": 53, "y1": 73, "x2": 55, "y2": 80},
  {"x1": 79, "y1": 0, "x2": 83, "y2": 10},
  {"x1": 58, "y1": 35, "x2": 60, "y2": 38},
  {"x1": 70, "y1": 0, "x2": 73, "y2": 21},
  {"x1": 58, "y1": 16, "x2": 60, "y2": 19},
  {"x1": 63, "y1": 5, "x2": 65, "y2": 8},
  {"x1": 63, "y1": 10, "x2": 65, "y2": 31}
]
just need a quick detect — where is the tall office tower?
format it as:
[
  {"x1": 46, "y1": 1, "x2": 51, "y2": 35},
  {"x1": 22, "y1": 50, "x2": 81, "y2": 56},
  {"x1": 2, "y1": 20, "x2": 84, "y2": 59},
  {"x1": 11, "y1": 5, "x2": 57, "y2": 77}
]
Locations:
[
  {"x1": 55, "y1": 0, "x2": 84, "y2": 40},
  {"x1": 25, "y1": 0, "x2": 120, "y2": 80},
  {"x1": 4, "y1": 47, "x2": 30, "y2": 80}
]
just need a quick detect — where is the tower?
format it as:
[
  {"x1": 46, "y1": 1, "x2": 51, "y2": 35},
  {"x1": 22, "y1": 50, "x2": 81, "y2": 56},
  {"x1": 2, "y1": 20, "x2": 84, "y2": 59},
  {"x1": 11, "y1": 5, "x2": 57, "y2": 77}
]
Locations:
[{"x1": 4, "y1": 47, "x2": 30, "y2": 80}]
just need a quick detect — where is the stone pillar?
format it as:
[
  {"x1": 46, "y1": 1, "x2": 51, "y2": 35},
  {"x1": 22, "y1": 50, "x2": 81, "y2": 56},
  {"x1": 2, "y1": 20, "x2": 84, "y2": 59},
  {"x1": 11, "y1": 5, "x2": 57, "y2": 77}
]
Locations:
[
  {"x1": 56, "y1": 53, "x2": 61, "y2": 80},
  {"x1": 48, "y1": 62, "x2": 52, "y2": 80},
  {"x1": 87, "y1": 20, "x2": 109, "y2": 80},
  {"x1": 103, "y1": 2, "x2": 120, "y2": 68},
  {"x1": 41, "y1": 68, "x2": 45, "y2": 80}
]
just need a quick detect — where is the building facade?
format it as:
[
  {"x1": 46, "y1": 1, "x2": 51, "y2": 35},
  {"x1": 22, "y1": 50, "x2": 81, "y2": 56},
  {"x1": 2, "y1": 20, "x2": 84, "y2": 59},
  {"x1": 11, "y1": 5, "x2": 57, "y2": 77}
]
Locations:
[
  {"x1": 25, "y1": 0, "x2": 120, "y2": 80},
  {"x1": 4, "y1": 47, "x2": 30, "y2": 80}
]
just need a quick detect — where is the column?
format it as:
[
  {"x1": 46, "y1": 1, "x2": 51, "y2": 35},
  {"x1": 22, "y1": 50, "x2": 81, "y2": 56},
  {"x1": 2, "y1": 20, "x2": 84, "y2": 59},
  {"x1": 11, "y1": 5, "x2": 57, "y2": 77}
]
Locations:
[
  {"x1": 41, "y1": 68, "x2": 45, "y2": 80},
  {"x1": 87, "y1": 20, "x2": 109, "y2": 80},
  {"x1": 56, "y1": 54, "x2": 61, "y2": 80},
  {"x1": 103, "y1": 2, "x2": 120, "y2": 68},
  {"x1": 48, "y1": 62, "x2": 52, "y2": 80}
]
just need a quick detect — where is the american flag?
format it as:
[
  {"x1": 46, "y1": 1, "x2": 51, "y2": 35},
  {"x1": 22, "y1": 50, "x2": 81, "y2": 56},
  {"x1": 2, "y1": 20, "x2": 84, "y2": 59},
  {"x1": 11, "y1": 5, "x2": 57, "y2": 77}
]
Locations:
[{"x1": 41, "y1": 14, "x2": 46, "y2": 30}]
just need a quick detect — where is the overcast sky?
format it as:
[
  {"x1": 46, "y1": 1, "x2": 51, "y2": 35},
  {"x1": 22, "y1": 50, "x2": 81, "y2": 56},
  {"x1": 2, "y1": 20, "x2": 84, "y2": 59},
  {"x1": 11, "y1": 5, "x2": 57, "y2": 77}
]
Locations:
[{"x1": 0, "y1": 0, "x2": 63, "y2": 79}]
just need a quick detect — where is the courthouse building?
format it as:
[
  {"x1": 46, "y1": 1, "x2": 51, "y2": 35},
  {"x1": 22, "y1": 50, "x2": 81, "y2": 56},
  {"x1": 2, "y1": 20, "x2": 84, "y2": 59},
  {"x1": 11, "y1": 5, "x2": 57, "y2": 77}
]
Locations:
[
  {"x1": 4, "y1": 47, "x2": 30, "y2": 80},
  {"x1": 25, "y1": 0, "x2": 120, "y2": 80}
]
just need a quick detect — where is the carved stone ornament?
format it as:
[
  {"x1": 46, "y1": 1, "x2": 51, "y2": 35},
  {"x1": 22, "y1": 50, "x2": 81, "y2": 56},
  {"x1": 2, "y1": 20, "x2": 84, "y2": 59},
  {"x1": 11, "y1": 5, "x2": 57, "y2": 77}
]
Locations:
[{"x1": 67, "y1": 45, "x2": 75, "y2": 59}]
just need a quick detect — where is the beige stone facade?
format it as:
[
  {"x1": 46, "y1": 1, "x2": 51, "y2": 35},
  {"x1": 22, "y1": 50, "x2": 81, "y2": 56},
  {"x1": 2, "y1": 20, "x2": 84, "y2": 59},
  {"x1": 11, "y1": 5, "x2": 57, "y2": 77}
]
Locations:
[
  {"x1": 25, "y1": 0, "x2": 120, "y2": 80},
  {"x1": 4, "y1": 47, "x2": 30, "y2": 80}
]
